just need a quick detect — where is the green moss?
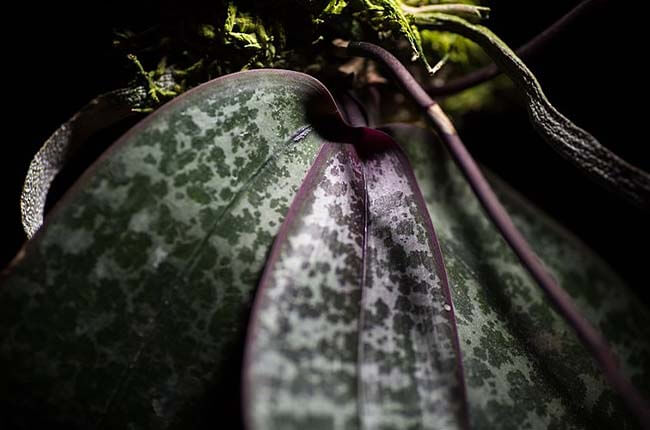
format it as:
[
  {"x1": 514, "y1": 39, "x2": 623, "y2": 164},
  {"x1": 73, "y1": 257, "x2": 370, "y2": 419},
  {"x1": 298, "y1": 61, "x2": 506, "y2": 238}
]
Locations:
[
  {"x1": 115, "y1": 0, "x2": 491, "y2": 111},
  {"x1": 127, "y1": 54, "x2": 179, "y2": 106},
  {"x1": 442, "y1": 74, "x2": 514, "y2": 117}
]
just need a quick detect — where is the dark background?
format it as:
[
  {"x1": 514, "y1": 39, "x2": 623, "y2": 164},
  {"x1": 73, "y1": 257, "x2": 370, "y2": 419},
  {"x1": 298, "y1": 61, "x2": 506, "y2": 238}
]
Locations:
[{"x1": 2, "y1": 1, "x2": 647, "y2": 302}]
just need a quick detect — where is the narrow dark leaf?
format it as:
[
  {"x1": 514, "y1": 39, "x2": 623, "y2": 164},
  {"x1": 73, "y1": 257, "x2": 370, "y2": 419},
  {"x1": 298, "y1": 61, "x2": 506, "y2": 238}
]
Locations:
[
  {"x1": 413, "y1": 13, "x2": 650, "y2": 208},
  {"x1": 244, "y1": 129, "x2": 468, "y2": 429}
]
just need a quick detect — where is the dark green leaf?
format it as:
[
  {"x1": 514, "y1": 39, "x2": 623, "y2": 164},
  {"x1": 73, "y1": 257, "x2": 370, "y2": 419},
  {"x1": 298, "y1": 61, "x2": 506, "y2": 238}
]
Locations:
[
  {"x1": 0, "y1": 70, "x2": 339, "y2": 428},
  {"x1": 385, "y1": 123, "x2": 650, "y2": 429}
]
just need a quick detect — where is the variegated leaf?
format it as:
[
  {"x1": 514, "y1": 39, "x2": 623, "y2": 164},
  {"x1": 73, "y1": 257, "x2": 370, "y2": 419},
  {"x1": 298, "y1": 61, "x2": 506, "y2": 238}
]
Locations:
[
  {"x1": 244, "y1": 129, "x2": 468, "y2": 429},
  {"x1": 3, "y1": 68, "x2": 648, "y2": 430},
  {"x1": 0, "y1": 70, "x2": 340, "y2": 428},
  {"x1": 385, "y1": 124, "x2": 650, "y2": 430}
]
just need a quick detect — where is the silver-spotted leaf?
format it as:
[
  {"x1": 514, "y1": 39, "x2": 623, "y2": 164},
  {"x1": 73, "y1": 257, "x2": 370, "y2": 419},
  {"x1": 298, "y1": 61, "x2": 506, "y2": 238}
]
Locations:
[
  {"x1": 244, "y1": 129, "x2": 468, "y2": 429},
  {"x1": 0, "y1": 70, "x2": 341, "y2": 428},
  {"x1": 385, "y1": 124, "x2": 650, "y2": 430},
  {"x1": 3, "y1": 67, "x2": 649, "y2": 430}
]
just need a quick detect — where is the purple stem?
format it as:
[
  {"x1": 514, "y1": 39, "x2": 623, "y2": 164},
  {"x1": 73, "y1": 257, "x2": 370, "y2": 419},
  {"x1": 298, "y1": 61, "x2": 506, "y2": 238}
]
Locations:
[
  {"x1": 425, "y1": 0, "x2": 606, "y2": 96},
  {"x1": 345, "y1": 40, "x2": 650, "y2": 429}
]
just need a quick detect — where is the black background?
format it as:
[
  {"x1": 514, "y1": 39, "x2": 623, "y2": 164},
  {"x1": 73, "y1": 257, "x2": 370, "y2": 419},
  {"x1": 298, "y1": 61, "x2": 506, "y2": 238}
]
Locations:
[{"x1": 1, "y1": 1, "x2": 648, "y2": 303}]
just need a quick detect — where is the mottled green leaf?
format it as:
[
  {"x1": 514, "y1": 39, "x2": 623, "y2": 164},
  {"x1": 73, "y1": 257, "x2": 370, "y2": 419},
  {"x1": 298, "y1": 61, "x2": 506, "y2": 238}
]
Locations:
[
  {"x1": 4, "y1": 65, "x2": 649, "y2": 430},
  {"x1": 385, "y1": 124, "x2": 650, "y2": 430},
  {"x1": 244, "y1": 129, "x2": 468, "y2": 429},
  {"x1": 0, "y1": 70, "x2": 341, "y2": 428}
]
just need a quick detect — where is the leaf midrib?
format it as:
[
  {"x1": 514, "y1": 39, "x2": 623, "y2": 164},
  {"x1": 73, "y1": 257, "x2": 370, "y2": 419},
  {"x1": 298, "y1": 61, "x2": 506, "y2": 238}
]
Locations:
[{"x1": 355, "y1": 144, "x2": 370, "y2": 430}]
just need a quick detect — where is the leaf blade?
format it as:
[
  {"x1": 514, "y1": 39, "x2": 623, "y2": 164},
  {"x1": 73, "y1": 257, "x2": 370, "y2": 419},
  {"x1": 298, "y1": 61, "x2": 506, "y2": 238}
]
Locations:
[
  {"x1": 244, "y1": 129, "x2": 468, "y2": 429},
  {"x1": 385, "y1": 123, "x2": 650, "y2": 429},
  {"x1": 1, "y1": 70, "x2": 339, "y2": 428},
  {"x1": 357, "y1": 129, "x2": 468, "y2": 429}
]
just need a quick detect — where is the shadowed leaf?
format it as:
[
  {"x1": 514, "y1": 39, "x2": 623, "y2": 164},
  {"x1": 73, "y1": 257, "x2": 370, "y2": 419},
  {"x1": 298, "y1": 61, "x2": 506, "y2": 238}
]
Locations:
[
  {"x1": 385, "y1": 123, "x2": 650, "y2": 430},
  {"x1": 0, "y1": 70, "x2": 340, "y2": 428}
]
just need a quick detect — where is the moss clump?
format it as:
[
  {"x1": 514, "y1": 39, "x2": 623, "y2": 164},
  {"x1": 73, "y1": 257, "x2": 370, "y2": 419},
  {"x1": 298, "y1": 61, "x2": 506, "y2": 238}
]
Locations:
[{"x1": 115, "y1": 0, "x2": 492, "y2": 110}]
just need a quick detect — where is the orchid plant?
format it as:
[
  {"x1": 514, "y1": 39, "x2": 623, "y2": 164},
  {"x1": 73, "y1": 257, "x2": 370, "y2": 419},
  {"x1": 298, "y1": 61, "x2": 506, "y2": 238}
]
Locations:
[{"x1": 2, "y1": 1, "x2": 650, "y2": 429}]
